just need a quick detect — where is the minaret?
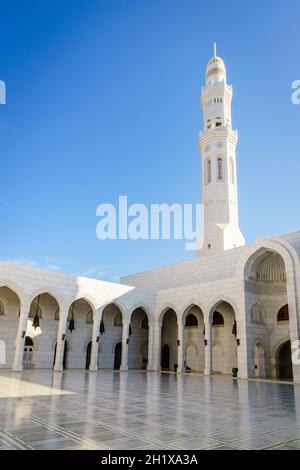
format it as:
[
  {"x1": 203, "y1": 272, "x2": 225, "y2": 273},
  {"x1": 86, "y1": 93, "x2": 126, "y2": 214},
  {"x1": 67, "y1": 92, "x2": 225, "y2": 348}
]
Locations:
[{"x1": 198, "y1": 45, "x2": 245, "y2": 254}]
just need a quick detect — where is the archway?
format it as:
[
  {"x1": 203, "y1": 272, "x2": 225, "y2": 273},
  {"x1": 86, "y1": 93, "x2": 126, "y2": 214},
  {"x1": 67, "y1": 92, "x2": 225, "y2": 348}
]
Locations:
[
  {"x1": 66, "y1": 298, "x2": 94, "y2": 368},
  {"x1": 128, "y1": 307, "x2": 149, "y2": 369},
  {"x1": 28, "y1": 293, "x2": 60, "y2": 369},
  {"x1": 98, "y1": 303, "x2": 124, "y2": 369},
  {"x1": 210, "y1": 301, "x2": 238, "y2": 375},
  {"x1": 86, "y1": 341, "x2": 92, "y2": 370},
  {"x1": 53, "y1": 341, "x2": 68, "y2": 370},
  {"x1": 23, "y1": 336, "x2": 34, "y2": 369},
  {"x1": 161, "y1": 344, "x2": 170, "y2": 370},
  {"x1": 277, "y1": 340, "x2": 293, "y2": 380},
  {"x1": 183, "y1": 305, "x2": 205, "y2": 372},
  {"x1": 244, "y1": 248, "x2": 289, "y2": 379},
  {"x1": 0, "y1": 286, "x2": 20, "y2": 368},
  {"x1": 114, "y1": 342, "x2": 122, "y2": 370},
  {"x1": 160, "y1": 308, "x2": 178, "y2": 371}
]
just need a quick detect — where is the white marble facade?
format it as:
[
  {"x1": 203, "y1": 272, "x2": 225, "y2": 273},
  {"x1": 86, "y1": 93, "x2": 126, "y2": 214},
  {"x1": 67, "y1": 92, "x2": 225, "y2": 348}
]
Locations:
[{"x1": 1, "y1": 52, "x2": 300, "y2": 383}]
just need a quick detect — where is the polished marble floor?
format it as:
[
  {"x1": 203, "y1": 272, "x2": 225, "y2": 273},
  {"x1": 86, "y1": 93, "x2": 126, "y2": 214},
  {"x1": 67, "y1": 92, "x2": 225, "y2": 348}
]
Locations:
[{"x1": 0, "y1": 369, "x2": 300, "y2": 450}]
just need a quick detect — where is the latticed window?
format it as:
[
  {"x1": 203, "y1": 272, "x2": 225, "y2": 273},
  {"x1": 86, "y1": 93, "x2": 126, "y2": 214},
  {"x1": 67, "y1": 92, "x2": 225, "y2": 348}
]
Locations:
[
  {"x1": 212, "y1": 311, "x2": 224, "y2": 325},
  {"x1": 217, "y1": 157, "x2": 223, "y2": 181},
  {"x1": 185, "y1": 314, "x2": 198, "y2": 327},
  {"x1": 206, "y1": 159, "x2": 212, "y2": 184},
  {"x1": 277, "y1": 304, "x2": 289, "y2": 322}
]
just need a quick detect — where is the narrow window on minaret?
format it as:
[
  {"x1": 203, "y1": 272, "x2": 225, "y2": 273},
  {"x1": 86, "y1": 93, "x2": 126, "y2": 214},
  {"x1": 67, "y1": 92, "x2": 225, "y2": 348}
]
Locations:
[
  {"x1": 217, "y1": 157, "x2": 223, "y2": 181},
  {"x1": 207, "y1": 159, "x2": 212, "y2": 184}
]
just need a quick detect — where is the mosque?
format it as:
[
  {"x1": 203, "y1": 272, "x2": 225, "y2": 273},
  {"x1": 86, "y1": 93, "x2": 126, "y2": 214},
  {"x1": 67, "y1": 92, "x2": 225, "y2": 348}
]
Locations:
[{"x1": 1, "y1": 49, "x2": 299, "y2": 383}]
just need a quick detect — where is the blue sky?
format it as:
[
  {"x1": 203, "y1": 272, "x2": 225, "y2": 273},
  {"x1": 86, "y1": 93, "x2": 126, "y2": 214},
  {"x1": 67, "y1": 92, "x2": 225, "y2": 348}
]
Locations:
[{"x1": 0, "y1": 0, "x2": 299, "y2": 281}]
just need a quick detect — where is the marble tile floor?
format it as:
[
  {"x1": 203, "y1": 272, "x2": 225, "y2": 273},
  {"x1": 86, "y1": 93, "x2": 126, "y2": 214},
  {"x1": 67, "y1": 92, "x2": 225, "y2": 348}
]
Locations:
[{"x1": 0, "y1": 370, "x2": 300, "y2": 450}]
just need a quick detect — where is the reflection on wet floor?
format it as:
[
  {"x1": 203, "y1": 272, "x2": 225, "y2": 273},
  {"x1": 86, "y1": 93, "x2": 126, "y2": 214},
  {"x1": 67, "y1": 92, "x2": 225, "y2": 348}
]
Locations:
[{"x1": 0, "y1": 369, "x2": 299, "y2": 450}]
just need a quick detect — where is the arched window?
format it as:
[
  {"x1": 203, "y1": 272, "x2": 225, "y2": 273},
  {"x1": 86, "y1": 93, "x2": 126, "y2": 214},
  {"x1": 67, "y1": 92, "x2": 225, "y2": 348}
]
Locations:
[
  {"x1": 185, "y1": 314, "x2": 198, "y2": 327},
  {"x1": 216, "y1": 116, "x2": 222, "y2": 128},
  {"x1": 251, "y1": 303, "x2": 264, "y2": 324},
  {"x1": 54, "y1": 308, "x2": 59, "y2": 321},
  {"x1": 229, "y1": 157, "x2": 235, "y2": 184},
  {"x1": 217, "y1": 157, "x2": 223, "y2": 181},
  {"x1": 206, "y1": 159, "x2": 212, "y2": 184},
  {"x1": 206, "y1": 119, "x2": 212, "y2": 130},
  {"x1": 0, "y1": 300, "x2": 4, "y2": 315},
  {"x1": 86, "y1": 310, "x2": 93, "y2": 324},
  {"x1": 277, "y1": 305, "x2": 289, "y2": 322},
  {"x1": 141, "y1": 316, "x2": 149, "y2": 329},
  {"x1": 113, "y1": 312, "x2": 122, "y2": 326},
  {"x1": 29, "y1": 300, "x2": 42, "y2": 319},
  {"x1": 212, "y1": 311, "x2": 224, "y2": 325}
]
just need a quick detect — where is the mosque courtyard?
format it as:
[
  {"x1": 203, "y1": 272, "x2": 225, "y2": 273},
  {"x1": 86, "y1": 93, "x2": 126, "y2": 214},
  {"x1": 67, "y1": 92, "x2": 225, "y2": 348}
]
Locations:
[{"x1": 0, "y1": 370, "x2": 299, "y2": 450}]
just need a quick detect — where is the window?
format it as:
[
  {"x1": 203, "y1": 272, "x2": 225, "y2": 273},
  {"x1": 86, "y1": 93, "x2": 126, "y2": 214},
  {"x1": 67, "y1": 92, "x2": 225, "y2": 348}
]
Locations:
[
  {"x1": 277, "y1": 304, "x2": 289, "y2": 322},
  {"x1": 216, "y1": 116, "x2": 222, "y2": 127},
  {"x1": 0, "y1": 301, "x2": 4, "y2": 315},
  {"x1": 230, "y1": 157, "x2": 235, "y2": 184},
  {"x1": 217, "y1": 157, "x2": 223, "y2": 181},
  {"x1": 206, "y1": 159, "x2": 212, "y2": 184},
  {"x1": 86, "y1": 310, "x2": 93, "y2": 324},
  {"x1": 185, "y1": 314, "x2": 198, "y2": 327},
  {"x1": 206, "y1": 119, "x2": 212, "y2": 130},
  {"x1": 212, "y1": 311, "x2": 224, "y2": 325}
]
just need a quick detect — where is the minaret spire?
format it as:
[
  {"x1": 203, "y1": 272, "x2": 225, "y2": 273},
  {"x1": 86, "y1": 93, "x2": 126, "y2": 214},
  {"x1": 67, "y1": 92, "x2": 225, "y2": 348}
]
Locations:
[{"x1": 198, "y1": 51, "x2": 245, "y2": 254}]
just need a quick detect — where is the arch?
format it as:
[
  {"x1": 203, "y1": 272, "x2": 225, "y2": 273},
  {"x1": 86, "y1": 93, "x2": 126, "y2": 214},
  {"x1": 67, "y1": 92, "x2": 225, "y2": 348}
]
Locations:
[
  {"x1": 276, "y1": 340, "x2": 293, "y2": 380},
  {"x1": 128, "y1": 304, "x2": 154, "y2": 323},
  {"x1": 208, "y1": 297, "x2": 238, "y2": 323},
  {"x1": 277, "y1": 304, "x2": 289, "y2": 322},
  {"x1": 251, "y1": 303, "x2": 264, "y2": 324},
  {"x1": 158, "y1": 304, "x2": 178, "y2": 324},
  {"x1": 67, "y1": 296, "x2": 97, "y2": 317},
  {"x1": 101, "y1": 301, "x2": 127, "y2": 324},
  {"x1": 27, "y1": 289, "x2": 65, "y2": 310},
  {"x1": 180, "y1": 302, "x2": 205, "y2": 324},
  {"x1": 0, "y1": 281, "x2": 26, "y2": 304}
]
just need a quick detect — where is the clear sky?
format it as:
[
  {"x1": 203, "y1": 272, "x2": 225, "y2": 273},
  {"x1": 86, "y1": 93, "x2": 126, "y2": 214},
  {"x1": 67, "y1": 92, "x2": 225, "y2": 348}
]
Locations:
[{"x1": 0, "y1": 0, "x2": 299, "y2": 282}]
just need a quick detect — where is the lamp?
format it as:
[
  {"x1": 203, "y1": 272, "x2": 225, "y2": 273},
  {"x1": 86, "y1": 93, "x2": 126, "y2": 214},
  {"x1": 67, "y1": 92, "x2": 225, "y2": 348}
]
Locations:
[
  {"x1": 236, "y1": 338, "x2": 240, "y2": 346},
  {"x1": 126, "y1": 338, "x2": 129, "y2": 344},
  {"x1": 21, "y1": 331, "x2": 26, "y2": 338},
  {"x1": 204, "y1": 339, "x2": 208, "y2": 346},
  {"x1": 177, "y1": 339, "x2": 180, "y2": 346},
  {"x1": 62, "y1": 334, "x2": 65, "y2": 341},
  {"x1": 96, "y1": 336, "x2": 100, "y2": 343}
]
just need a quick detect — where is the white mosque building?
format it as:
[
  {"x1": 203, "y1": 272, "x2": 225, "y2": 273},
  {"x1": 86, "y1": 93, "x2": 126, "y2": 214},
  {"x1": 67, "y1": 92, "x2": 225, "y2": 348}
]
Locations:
[{"x1": 0, "y1": 50, "x2": 300, "y2": 383}]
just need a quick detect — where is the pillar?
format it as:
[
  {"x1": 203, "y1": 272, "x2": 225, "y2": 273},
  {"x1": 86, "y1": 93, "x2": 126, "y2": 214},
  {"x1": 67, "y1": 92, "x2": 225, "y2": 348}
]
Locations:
[
  {"x1": 54, "y1": 307, "x2": 68, "y2": 372},
  {"x1": 204, "y1": 318, "x2": 213, "y2": 375},
  {"x1": 177, "y1": 319, "x2": 185, "y2": 373},
  {"x1": 13, "y1": 299, "x2": 30, "y2": 371},
  {"x1": 89, "y1": 308, "x2": 101, "y2": 371},
  {"x1": 120, "y1": 321, "x2": 129, "y2": 371}
]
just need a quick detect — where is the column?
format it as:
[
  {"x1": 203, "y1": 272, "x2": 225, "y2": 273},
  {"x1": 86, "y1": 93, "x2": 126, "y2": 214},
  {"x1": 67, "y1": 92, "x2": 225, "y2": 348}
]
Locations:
[
  {"x1": 204, "y1": 319, "x2": 213, "y2": 375},
  {"x1": 149, "y1": 321, "x2": 161, "y2": 371},
  {"x1": 147, "y1": 321, "x2": 154, "y2": 371},
  {"x1": 54, "y1": 307, "x2": 68, "y2": 372},
  {"x1": 177, "y1": 319, "x2": 185, "y2": 373},
  {"x1": 120, "y1": 321, "x2": 129, "y2": 371},
  {"x1": 89, "y1": 308, "x2": 102, "y2": 371},
  {"x1": 13, "y1": 300, "x2": 30, "y2": 371}
]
